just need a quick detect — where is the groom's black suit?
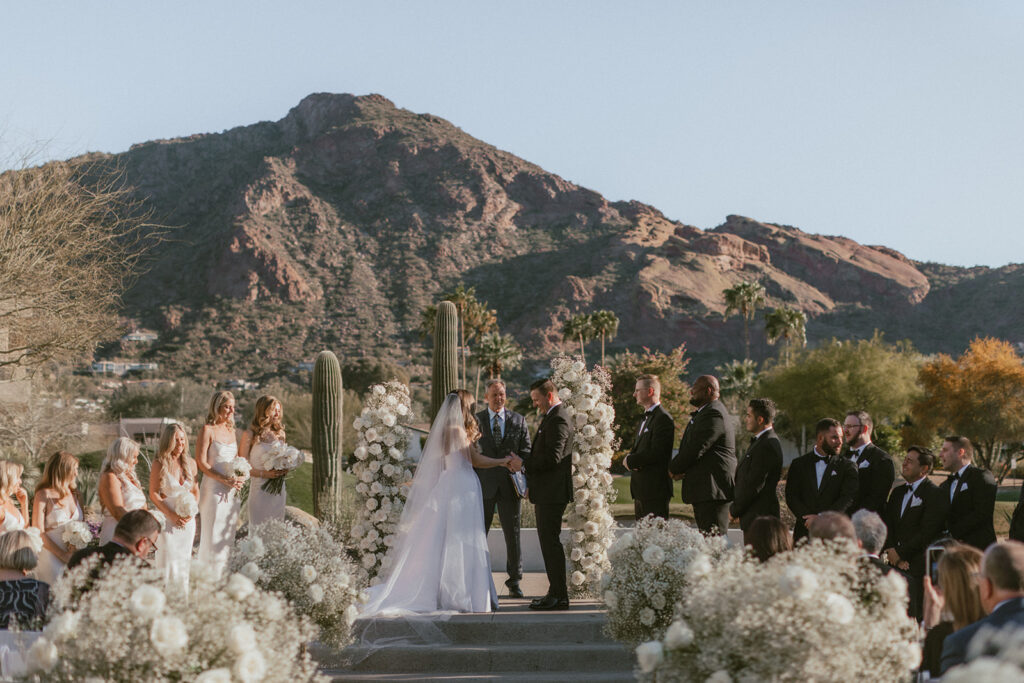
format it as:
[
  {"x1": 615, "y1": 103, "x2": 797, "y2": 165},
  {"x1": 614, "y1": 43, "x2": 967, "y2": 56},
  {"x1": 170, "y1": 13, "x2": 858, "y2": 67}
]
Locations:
[
  {"x1": 475, "y1": 407, "x2": 531, "y2": 585},
  {"x1": 524, "y1": 402, "x2": 574, "y2": 601}
]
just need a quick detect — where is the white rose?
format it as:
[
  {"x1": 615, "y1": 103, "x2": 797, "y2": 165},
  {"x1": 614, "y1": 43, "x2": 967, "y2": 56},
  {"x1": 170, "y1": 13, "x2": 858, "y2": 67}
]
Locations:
[
  {"x1": 354, "y1": 446, "x2": 368, "y2": 460},
  {"x1": 583, "y1": 520, "x2": 599, "y2": 535},
  {"x1": 44, "y1": 610, "x2": 80, "y2": 641},
  {"x1": 26, "y1": 637, "x2": 58, "y2": 673},
  {"x1": 603, "y1": 590, "x2": 618, "y2": 609},
  {"x1": 571, "y1": 452, "x2": 580, "y2": 464},
  {"x1": 129, "y1": 584, "x2": 167, "y2": 619},
  {"x1": 575, "y1": 413, "x2": 588, "y2": 428},
  {"x1": 301, "y1": 564, "x2": 318, "y2": 583},
  {"x1": 558, "y1": 388, "x2": 572, "y2": 401},
  {"x1": 664, "y1": 620, "x2": 694, "y2": 649},
  {"x1": 383, "y1": 414, "x2": 397, "y2": 427},
  {"x1": 572, "y1": 531, "x2": 585, "y2": 544},
  {"x1": 779, "y1": 566, "x2": 818, "y2": 601},
  {"x1": 366, "y1": 498, "x2": 378, "y2": 511},
  {"x1": 642, "y1": 545, "x2": 666, "y2": 567},
  {"x1": 359, "y1": 469, "x2": 374, "y2": 483},
  {"x1": 571, "y1": 360, "x2": 585, "y2": 372},
  {"x1": 373, "y1": 385, "x2": 386, "y2": 396},
  {"x1": 382, "y1": 463, "x2": 395, "y2": 476},
  {"x1": 310, "y1": 584, "x2": 325, "y2": 604},
  {"x1": 365, "y1": 428, "x2": 380, "y2": 442},
  {"x1": 635, "y1": 641, "x2": 664, "y2": 673},
  {"x1": 368, "y1": 443, "x2": 382, "y2": 456},
  {"x1": 362, "y1": 554, "x2": 376, "y2": 569},
  {"x1": 578, "y1": 398, "x2": 595, "y2": 412},
  {"x1": 196, "y1": 669, "x2": 233, "y2": 683},
  {"x1": 570, "y1": 547, "x2": 583, "y2": 561},
  {"x1": 687, "y1": 554, "x2": 713, "y2": 581},
  {"x1": 397, "y1": 403, "x2": 409, "y2": 416},
  {"x1": 581, "y1": 424, "x2": 597, "y2": 438},
  {"x1": 240, "y1": 561, "x2": 262, "y2": 581},
  {"x1": 370, "y1": 481, "x2": 383, "y2": 494},
  {"x1": 570, "y1": 570, "x2": 586, "y2": 586},
  {"x1": 639, "y1": 608, "x2": 656, "y2": 626},
  {"x1": 389, "y1": 447, "x2": 403, "y2": 460},
  {"x1": 575, "y1": 488, "x2": 590, "y2": 502},
  {"x1": 384, "y1": 432, "x2": 398, "y2": 447},
  {"x1": 650, "y1": 593, "x2": 667, "y2": 610},
  {"x1": 355, "y1": 482, "x2": 369, "y2": 494},
  {"x1": 150, "y1": 616, "x2": 188, "y2": 657},
  {"x1": 233, "y1": 649, "x2": 267, "y2": 683},
  {"x1": 227, "y1": 622, "x2": 256, "y2": 655},
  {"x1": 226, "y1": 573, "x2": 256, "y2": 601},
  {"x1": 824, "y1": 592, "x2": 854, "y2": 625},
  {"x1": 345, "y1": 604, "x2": 360, "y2": 625}
]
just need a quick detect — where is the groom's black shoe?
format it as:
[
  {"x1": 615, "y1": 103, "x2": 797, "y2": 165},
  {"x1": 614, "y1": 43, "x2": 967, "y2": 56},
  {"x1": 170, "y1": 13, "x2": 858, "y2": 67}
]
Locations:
[
  {"x1": 529, "y1": 596, "x2": 569, "y2": 611},
  {"x1": 529, "y1": 594, "x2": 550, "y2": 607},
  {"x1": 506, "y1": 582, "x2": 525, "y2": 599}
]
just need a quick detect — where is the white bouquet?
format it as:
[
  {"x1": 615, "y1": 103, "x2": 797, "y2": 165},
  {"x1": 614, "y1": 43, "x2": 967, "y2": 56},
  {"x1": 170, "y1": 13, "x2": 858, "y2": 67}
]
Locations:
[
  {"x1": 24, "y1": 526, "x2": 44, "y2": 553},
  {"x1": 167, "y1": 487, "x2": 198, "y2": 518},
  {"x1": 61, "y1": 520, "x2": 93, "y2": 550},
  {"x1": 230, "y1": 457, "x2": 251, "y2": 481},
  {"x1": 259, "y1": 443, "x2": 304, "y2": 495}
]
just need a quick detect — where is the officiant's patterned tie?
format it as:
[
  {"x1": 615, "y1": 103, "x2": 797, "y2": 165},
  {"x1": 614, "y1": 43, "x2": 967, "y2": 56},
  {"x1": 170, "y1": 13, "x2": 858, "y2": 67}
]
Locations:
[{"x1": 492, "y1": 413, "x2": 502, "y2": 440}]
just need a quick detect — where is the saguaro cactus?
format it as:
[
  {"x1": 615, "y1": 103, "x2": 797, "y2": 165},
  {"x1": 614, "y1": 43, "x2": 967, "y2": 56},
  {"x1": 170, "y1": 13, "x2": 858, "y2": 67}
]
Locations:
[
  {"x1": 312, "y1": 349, "x2": 343, "y2": 520},
  {"x1": 430, "y1": 300, "x2": 459, "y2": 420}
]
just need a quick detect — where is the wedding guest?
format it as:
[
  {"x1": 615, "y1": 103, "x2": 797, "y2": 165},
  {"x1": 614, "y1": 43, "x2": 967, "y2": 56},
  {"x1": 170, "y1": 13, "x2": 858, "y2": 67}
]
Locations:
[
  {"x1": 938, "y1": 435, "x2": 997, "y2": 552},
  {"x1": 241, "y1": 395, "x2": 289, "y2": 527},
  {"x1": 1009, "y1": 482, "x2": 1024, "y2": 543},
  {"x1": 668, "y1": 375, "x2": 736, "y2": 535},
  {"x1": 149, "y1": 423, "x2": 199, "y2": 593},
  {"x1": 197, "y1": 390, "x2": 242, "y2": 579},
  {"x1": 0, "y1": 530, "x2": 48, "y2": 629},
  {"x1": 31, "y1": 450, "x2": 83, "y2": 585},
  {"x1": 745, "y1": 516, "x2": 792, "y2": 562},
  {"x1": 785, "y1": 418, "x2": 858, "y2": 543},
  {"x1": 731, "y1": 398, "x2": 783, "y2": 534},
  {"x1": 68, "y1": 509, "x2": 159, "y2": 570},
  {"x1": 920, "y1": 544, "x2": 984, "y2": 679},
  {"x1": 0, "y1": 461, "x2": 29, "y2": 533},
  {"x1": 475, "y1": 379, "x2": 532, "y2": 598},
  {"x1": 882, "y1": 445, "x2": 948, "y2": 620},
  {"x1": 842, "y1": 410, "x2": 895, "y2": 514},
  {"x1": 852, "y1": 509, "x2": 892, "y2": 575},
  {"x1": 807, "y1": 510, "x2": 856, "y2": 544},
  {"x1": 98, "y1": 437, "x2": 147, "y2": 544},
  {"x1": 940, "y1": 541, "x2": 1024, "y2": 673},
  {"x1": 622, "y1": 374, "x2": 675, "y2": 521}
]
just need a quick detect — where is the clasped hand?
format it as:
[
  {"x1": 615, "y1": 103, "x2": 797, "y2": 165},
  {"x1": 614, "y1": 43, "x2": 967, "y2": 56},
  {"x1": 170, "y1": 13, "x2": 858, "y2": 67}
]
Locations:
[{"x1": 502, "y1": 455, "x2": 523, "y2": 472}]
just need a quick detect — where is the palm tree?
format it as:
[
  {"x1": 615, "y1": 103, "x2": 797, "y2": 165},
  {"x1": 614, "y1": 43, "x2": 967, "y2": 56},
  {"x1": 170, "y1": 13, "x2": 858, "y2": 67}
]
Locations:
[
  {"x1": 562, "y1": 314, "x2": 593, "y2": 365},
  {"x1": 723, "y1": 280, "x2": 767, "y2": 361},
  {"x1": 475, "y1": 332, "x2": 523, "y2": 380},
  {"x1": 419, "y1": 284, "x2": 497, "y2": 387},
  {"x1": 764, "y1": 307, "x2": 807, "y2": 365},
  {"x1": 589, "y1": 310, "x2": 620, "y2": 366},
  {"x1": 716, "y1": 358, "x2": 759, "y2": 414}
]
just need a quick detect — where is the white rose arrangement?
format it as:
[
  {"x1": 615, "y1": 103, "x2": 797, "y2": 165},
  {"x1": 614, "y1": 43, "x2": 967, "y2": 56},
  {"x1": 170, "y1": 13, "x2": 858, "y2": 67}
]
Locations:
[
  {"x1": 166, "y1": 486, "x2": 199, "y2": 518},
  {"x1": 550, "y1": 355, "x2": 618, "y2": 597},
  {"x1": 603, "y1": 516, "x2": 728, "y2": 644},
  {"x1": 635, "y1": 541, "x2": 920, "y2": 682},
  {"x1": 61, "y1": 520, "x2": 93, "y2": 550},
  {"x1": 230, "y1": 456, "x2": 251, "y2": 481},
  {"x1": 350, "y1": 381, "x2": 413, "y2": 582},
  {"x1": 256, "y1": 442, "x2": 304, "y2": 495},
  {"x1": 229, "y1": 519, "x2": 366, "y2": 646},
  {"x1": 27, "y1": 559, "x2": 322, "y2": 681}
]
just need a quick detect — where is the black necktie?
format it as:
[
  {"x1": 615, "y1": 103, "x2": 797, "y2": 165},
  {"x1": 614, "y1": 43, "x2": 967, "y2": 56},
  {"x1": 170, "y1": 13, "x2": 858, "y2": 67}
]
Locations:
[{"x1": 492, "y1": 413, "x2": 502, "y2": 440}]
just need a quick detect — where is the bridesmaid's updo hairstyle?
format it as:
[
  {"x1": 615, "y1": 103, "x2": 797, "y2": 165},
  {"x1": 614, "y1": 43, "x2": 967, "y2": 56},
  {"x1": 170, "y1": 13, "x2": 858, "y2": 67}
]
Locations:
[
  {"x1": 454, "y1": 389, "x2": 481, "y2": 443},
  {"x1": 157, "y1": 423, "x2": 194, "y2": 485},
  {"x1": 100, "y1": 437, "x2": 141, "y2": 487},
  {"x1": 206, "y1": 390, "x2": 235, "y2": 428},
  {"x1": 249, "y1": 395, "x2": 285, "y2": 442},
  {"x1": 0, "y1": 461, "x2": 24, "y2": 500},
  {"x1": 35, "y1": 451, "x2": 79, "y2": 498}
]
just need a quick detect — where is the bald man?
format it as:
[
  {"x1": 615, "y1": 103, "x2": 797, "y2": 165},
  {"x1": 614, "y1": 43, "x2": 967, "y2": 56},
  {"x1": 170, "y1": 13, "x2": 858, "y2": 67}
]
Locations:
[{"x1": 669, "y1": 375, "x2": 737, "y2": 534}]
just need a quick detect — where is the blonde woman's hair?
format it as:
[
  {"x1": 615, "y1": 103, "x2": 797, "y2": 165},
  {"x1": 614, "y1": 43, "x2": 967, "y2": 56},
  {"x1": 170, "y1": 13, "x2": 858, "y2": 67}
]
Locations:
[
  {"x1": 35, "y1": 451, "x2": 79, "y2": 498},
  {"x1": 0, "y1": 461, "x2": 24, "y2": 499},
  {"x1": 100, "y1": 437, "x2": 141, "y2": 488},
  {"x1": 455, "y1": 389, "x2": 481, "y2": 443},
  {"x1": 0, "y1": 530, "x2": 37, "y2": 572},
  {"x1": 249, "y1": 395, "x2": 285, "y2": 442},
  {"x1": 206, "y1": 390, "x2": 235, "y2": 428},
  {"x1": 938, "y1": 543, "x2": 986, "y2": 630},
  {"x1": 156, "y1": 423, "x2": 194, "y2": 486}
]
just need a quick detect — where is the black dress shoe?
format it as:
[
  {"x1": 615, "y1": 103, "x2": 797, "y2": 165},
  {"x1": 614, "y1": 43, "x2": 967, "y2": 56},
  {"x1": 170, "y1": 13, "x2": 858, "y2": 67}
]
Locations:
[
  {"x1": 530, "y1": 595, "x2": 551, "y2": 607},
  {"x1": 506, "y1": 584, "x2": 525, "y2": 599},
  {"x1": 529, "y1": 596, "x2": 569, "y2": 611}
]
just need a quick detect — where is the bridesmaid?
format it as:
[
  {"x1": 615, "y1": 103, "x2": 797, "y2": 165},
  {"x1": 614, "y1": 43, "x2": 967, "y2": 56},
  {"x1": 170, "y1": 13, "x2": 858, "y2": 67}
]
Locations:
[
  {"x1": 196, "y1": 391, "x2": 242, "y2": 578},
  {"x1": 97, "y1": 437, "x2": 147, "y2": 544},
  {"x1": 31, "y1": 451, "x2": 83, "y2": 585},
  {"x1": 0, "y1": 461, "x2": 29, "y2": 533},
  {"x1": 241, "y1": 395, "x2": 289, "y2": 528},
  {"x1": 149, "y1": 423, "x2": 198, "y2": 594}
]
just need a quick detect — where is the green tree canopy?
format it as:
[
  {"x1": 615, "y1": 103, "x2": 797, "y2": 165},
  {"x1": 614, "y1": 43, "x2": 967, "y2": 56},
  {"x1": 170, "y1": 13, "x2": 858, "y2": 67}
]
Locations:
[
  {"x1": 475, "y1": 332, "x2": 522, "y2": 379},
  {"x1": 562, "y1": 313, "x2": 595, "y2": 365},
  {"x1": 606, "y1": 345, "x2": 691, "y2": 457},
  {"x1": 589, "y1": 310, "x2": 620, "y2": 367},
  {"x1": 723, "y1": 281, "x2": 767, "y2": 360},
  {"x1": 764, "y1": 307, "x2": 807, "y2": 365}
]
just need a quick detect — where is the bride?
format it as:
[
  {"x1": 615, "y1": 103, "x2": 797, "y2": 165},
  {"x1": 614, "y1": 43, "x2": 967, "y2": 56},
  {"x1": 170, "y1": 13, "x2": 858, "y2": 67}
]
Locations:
[{"x1": 361, "y1": 390, "x2": 513, "y2": 615}]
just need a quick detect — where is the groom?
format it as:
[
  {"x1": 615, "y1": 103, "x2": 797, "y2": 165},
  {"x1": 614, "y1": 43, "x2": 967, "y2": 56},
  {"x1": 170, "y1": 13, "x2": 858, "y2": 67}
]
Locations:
[{"x1": 515, "y1": 378, "x2": 574, "y2": 611}]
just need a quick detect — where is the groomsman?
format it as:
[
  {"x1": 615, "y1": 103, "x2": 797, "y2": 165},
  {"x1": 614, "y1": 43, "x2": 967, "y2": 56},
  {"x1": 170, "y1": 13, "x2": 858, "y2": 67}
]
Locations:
[
  {"x1": 474, "y1": 379, "x2": 532, "y2": 599},
  {"x1": 622, "y1": 374, "x2": 675, "y2": 520},
  {"x1": 730, "y1": 398, "x2": 784, "y2": 533},
  {"x1": 785, "y1": 418, "x2": 859, "y2": 543},
  {"x1": 882, "y1": 446, "x2": 948, "y2": 619},
  {"x1": 843, "y1": 410, "x2": 896, "y2": 514},
  {"x1": 938, "y1": 435, "x2": 997, "y2": 551},
  {"x1": 519, "y1": 378, "x2": 574, "y2": 611},
  {"x1": 668, "y1": 375, "x2": 736, "y2": 534}
]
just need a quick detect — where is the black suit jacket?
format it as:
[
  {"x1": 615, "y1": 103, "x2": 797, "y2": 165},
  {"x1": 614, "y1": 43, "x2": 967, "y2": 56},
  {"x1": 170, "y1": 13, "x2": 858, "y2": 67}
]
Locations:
[
  {"x1": 625, "y1": 404, "x2": 675, "y2": 502},
  {"x1": 474, "y1": 408, "x2": 531, "y2": 499},
  {"x1": 523, "y1": 403, "x2": 574, "y2": 505},
  {"x1": 1009, "y1": 483, "x2": 1024, "y2": 543},
  {"x1": 67, "y1": 541, "x2": 135, "y2": 570},
  {"x1": 846, "y1": 443, "x2": 896, "y2": 514},
  {"x1": 668, "y1": 399, "x2": 736, "y2": 504},
  {"x1": 730, "y1": 428, "x2": 784, "y2": 531},
  {"x1": 785, "y1": 451, "x2": 859, "y2": 541},
  {"x1": 882, "y1": 478, "x2": 948, "y2": 576},
  {"x1": 938, "y1": 465, "x2": 997, "y2": 551},
  {"x1": 941, "y1": 597, "x2": 1024, "y2": 673}
]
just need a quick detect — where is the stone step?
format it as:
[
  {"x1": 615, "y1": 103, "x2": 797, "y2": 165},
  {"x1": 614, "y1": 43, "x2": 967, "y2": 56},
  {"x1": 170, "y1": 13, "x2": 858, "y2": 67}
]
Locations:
[{"x1": 326, "y1": 671, "x2": 636, "y2": 682}]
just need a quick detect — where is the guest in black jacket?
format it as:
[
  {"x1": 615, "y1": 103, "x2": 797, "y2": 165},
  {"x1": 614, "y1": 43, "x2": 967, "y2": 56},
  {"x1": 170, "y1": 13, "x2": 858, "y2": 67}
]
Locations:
[
  {"x1": 669, "y1": 375, "x2": 736, "y2": 534},
  {"x1": 785, "y1": 418, "x2": 859, "y2": 543},
  {"x1": 937, "y1": 435, "x2": 997, "y2": 552},
  {"x1": 67, "y1": 509, "x2": 159, "y2": 573},
  {"x1": 623, "y1": 374, "x2": 675, "y2": 520},
  {"x1": 842, "y1": 410, "x2": 896, "y2": 514},
  {"x1": 731, "y1": 398, "x2": 784, "y2": 534}
]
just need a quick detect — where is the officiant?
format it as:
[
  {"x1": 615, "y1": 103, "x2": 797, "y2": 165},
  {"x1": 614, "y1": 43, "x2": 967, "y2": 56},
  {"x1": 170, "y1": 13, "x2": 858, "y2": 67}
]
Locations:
[{"x1": 475, "y1": 379, "x2": 532, "y2": 599}]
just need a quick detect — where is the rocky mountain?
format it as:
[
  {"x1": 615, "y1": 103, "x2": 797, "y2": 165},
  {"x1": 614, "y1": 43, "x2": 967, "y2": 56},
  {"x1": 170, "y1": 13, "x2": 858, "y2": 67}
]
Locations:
[{"x1": 77, "y1": 93, "x2": 1019, "y2": 380}]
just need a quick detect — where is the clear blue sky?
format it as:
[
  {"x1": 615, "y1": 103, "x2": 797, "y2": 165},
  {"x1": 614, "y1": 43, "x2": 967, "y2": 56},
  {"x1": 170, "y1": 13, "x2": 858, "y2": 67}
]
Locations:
[{"x1": 2, "y1": 1, "x2": 1021, "y2": 267}]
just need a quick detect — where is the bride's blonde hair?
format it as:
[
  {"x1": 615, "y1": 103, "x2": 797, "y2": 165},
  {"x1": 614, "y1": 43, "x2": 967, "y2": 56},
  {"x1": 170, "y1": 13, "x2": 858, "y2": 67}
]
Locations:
[{"x1": 455, "y1": 390, "x2": 481, "y2": 443}]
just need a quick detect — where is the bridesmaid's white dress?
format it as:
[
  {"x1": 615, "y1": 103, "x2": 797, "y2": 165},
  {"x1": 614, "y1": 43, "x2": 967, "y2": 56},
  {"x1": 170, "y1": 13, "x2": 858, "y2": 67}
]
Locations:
[
  {"x1": 197, "y1": 440, "x2": 239, "y2": 578},
  {"x1": 156, "y1": 470, "x2": 197, "y2": 595},
  {"x1": 248, "y1": 439, "x2": 287, "y2": 528},
  {"x1": 35, "y1": 498, "x2": 83, "y2": 585},
  {"x1": 0, "y1": 505, "x2": 25, "y2": 533},
  {"x1": 99, "y1": 478, "x2": 146, "y2": 544}
]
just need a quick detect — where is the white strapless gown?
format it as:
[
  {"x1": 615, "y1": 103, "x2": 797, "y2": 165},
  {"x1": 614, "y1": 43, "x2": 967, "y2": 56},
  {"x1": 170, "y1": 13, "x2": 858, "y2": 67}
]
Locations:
[
  {"x1": 35, "y1": 498, "x2": 83, "y2": 585},
  {"x1": 248, "y1": 440, "x2": 287, "y2": 528},
  {"x1": 198, "y1": 440, "x2": 239, "y2": 578},
  {"x1": 99, "y1": 478, "x2": 147, "y2": 544},
  {"x1": 156, "y1": 470, "x2": 197, "y2": 595}
]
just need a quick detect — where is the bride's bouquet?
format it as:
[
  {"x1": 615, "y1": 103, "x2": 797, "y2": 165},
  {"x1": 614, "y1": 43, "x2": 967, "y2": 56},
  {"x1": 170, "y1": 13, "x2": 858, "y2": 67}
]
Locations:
[
  {"x1": 230, "y1": 456, "x2": 252, "y2": 481},
  {"x1": 61, "y1": 520, "x2": 93, "y2": 550},
  {"x1": 259, "y1": 443, "x2": 304, "y2": 495},
  {"x1": 167, "y1": 487, "x2": 198, "y2": 519}
]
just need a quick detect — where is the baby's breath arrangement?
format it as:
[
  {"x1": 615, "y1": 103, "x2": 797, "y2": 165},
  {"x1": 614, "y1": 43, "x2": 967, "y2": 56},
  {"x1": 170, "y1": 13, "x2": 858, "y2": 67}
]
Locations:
[
  {"x1": 603, "y1": 516, "x2": 728, "y2": 645},
  {"x1": 230, "y1": 519, "x2": 366, "y2": 646},
  {"x1": 944, "y1": 625, "x2": 1024, "y2": 682},
  {"x1": 23, "y1": 559, "x2": 323, "y2": 682}
]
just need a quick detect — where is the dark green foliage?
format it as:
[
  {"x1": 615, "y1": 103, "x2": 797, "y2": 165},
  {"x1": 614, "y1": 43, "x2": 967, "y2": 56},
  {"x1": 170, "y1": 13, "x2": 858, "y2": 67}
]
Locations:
[
  {"x1": 606, "y1": 345, "x2": 691, "y2": 458},
  {"x1": 312, "y1": 350, "x2": 343, "y2": 520},
  {"x1": 431, "y1": 301, "x2": 459, "y2": 420}
]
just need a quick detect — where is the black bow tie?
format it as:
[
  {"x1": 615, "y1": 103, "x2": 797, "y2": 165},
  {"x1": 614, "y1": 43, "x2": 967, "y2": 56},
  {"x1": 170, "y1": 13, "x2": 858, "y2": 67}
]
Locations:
[
  {"x1": 949, "y1": 472, "x2": 960, "y2": 481},
  {"x1": 816, "y1": 454, "x2": 830, "y2": 463}
]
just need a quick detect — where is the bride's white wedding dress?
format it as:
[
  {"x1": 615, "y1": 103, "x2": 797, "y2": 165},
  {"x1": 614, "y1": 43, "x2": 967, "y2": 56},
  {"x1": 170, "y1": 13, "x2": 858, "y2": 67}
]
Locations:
[{"x1": 361, "y1": 395, "x2": 498, "y2": 616}]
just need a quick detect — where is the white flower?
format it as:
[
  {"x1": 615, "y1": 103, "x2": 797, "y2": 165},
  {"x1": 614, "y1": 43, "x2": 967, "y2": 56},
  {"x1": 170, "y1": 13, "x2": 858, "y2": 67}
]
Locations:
[
  {"x1": 642, "y1": 544, "x2": 666, "y2": 566},
  {"x1": 650, "y1": 593, "x2": 667, "y2": 610},
  {"x1": 226, "y1": 573, "x2": 256, "y2": 601},
  {"x1": 686, "y1": 553, "x2": 712, "y2": 581},
  {"x1": 604, "y1": 590, "x2": 619, "y2": 609},
  {"x1": 578, "y1": 398, "x2": 596, "y2": 412},
  {"x1": 168, "y1": 487, "x2": 199, "y2": 517},
  {"x1": 368, "y1": 443, "x2": 383, "y2": 456},
  {"x1": 558, "y1": 388, "x2": 572, "y2": 401},
  {"x1": 369, "y1": 460, "x2": 381, "y2": 472},
  {"x1": 639, "y1": 608, "x2": 656, "y2": 626},
  {"x1": 636, "y1": 640, "x2": 664, "y2": 673},
  {"x1": 196, "y1": 669, "x2": 233, "y2": 683},
  {"x1": 779, "y1": 566, "x2": 818, "y2": 601},
  {"x1": 382, "y1": 414, "x2": 397, "y2": 427},
  {"x1": 370, "y1": 481, "x2": 383, "y2": 494},
  {"x1": 389, "y1": 447, "x2": 403, "y2": 460},
  {"x1": 354, "y1": 446, "x2": 368, "y2": 460},
  {"x1": 365, "y1": 428, "x2": 379, "y2": 442},
  {"x1": 301, "y1": 564, "x2": 318, "y2": 583},
  {"x1": 366, "y1": 498, "x2": 378, "y2": 511},
  {"x1": 571, "y1": 360, "x2": 585, "y2": 372},
  {"x1": 570, "y1": 547, "x2": 583, "y2": 561},
  {"x1": 397, "y1": 403, "x2": 409, "y2": 415},
  {"x1": 581, "y1": 424, "x2": 597, "y2": 438},
  {"x1": 345, "y1": 603, "x2": 360, "y2": 625},
  {"x1": 310, "y1": 584, "x2": 325, "y2": 603},
  {"x1": 664, "y1": 620, "x2": 695, "y2": 649},
  {"x1": 372, "y1": 385, "x2": 386, "y2": 396},
  {"x1": 150, "y1": 616, "x2": 188, "y2": 656},
  {"x1": 570, "y1": 571, "x2": 587, "y2": 586},
  {"x1": 129, "y1": 584, "x2": 167, "y2": 619},
  {"x1": 706, "y1": 671, "x2": 733, "y2": 683},
  {"x1": 44, "y1": 610, "x2": 80, "y2": 641},
  {"x1": 575, "y1": 413, "x2": 588, "y2": 428},
  {"x1": 824, "y1": 592, "x2": 854, "y2": 624},
  {"x1": 23, "y1": 526, "x2": 43, "y2": 553},
  {"x1": 227, "y1": 622, "x2": 256, "y2": 655},
  {"x1": 26, "y1": 637, "x2": 58, "y2": 673},
  {"x1": 234, "y1": 649, "x2": 267, "y2": 683},
  {"x1": 583, "y1": 520, "x2": 599, "y2": 535},
  {"x1": 382, "y1": 463, "x2": 395, "y2": 476},
  {"x1": 238, "y1": 535, "x2": 265, "y2": 558}
]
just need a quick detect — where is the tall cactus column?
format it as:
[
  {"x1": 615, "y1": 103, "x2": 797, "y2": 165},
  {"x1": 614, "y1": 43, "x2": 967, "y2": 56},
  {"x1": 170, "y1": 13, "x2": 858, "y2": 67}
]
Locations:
[
  {"x1": 312, "y1": 349, "x2": 343, "y2": 520},
  {"x1": 430, "y1": 300, "x2": 459, "y2": 421}
]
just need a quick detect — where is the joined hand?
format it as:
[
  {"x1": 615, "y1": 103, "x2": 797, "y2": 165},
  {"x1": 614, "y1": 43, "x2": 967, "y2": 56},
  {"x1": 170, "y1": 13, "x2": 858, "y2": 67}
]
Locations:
[{"x1": 506, "y1": 455, "x2": 523, "y2": 472}]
